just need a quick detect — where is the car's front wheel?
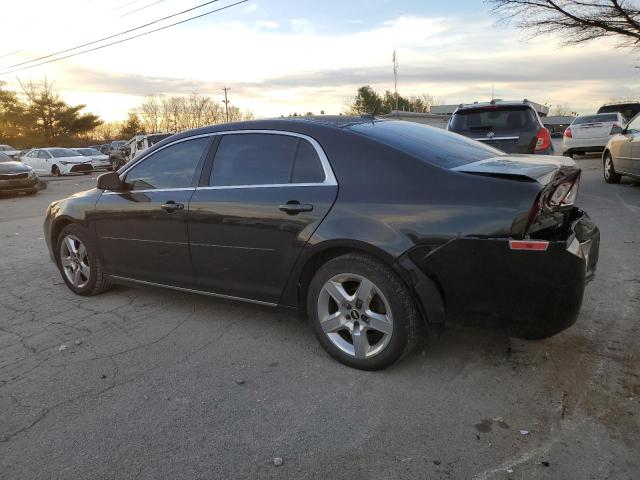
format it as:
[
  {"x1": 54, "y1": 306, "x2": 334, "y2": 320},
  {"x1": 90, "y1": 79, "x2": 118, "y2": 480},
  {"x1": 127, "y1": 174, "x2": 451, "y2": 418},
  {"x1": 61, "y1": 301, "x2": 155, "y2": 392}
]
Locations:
[
  {"x1": 603, "y1": 152, "x2": 621, "y2": 184},
  {"x1": 57, "y1": 224, "x2": 110, "y2": 296},
  {"x1": 307, "y1": 253, "x2": 420, "y2": 370}
]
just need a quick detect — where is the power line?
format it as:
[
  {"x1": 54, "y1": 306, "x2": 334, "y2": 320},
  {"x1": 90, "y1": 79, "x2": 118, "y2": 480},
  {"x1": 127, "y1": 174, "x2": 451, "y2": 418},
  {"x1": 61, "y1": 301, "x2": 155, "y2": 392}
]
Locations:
[
  {"x1": 0, "y1": 0, "x2": 248, "y2": 77},
  {"x1": 1, "y1": 0, "x2": 225, "y2": 71},
  {"x1": 120, "y1": 0, "x2": 169, "y2": 18}
]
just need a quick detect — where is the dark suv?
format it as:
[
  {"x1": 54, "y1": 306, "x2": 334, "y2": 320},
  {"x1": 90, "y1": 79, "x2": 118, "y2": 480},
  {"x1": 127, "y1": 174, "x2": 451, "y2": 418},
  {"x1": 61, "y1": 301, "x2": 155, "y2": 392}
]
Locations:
[{"x1": 448, "y1": 100, "x2": 554, "y2": 155}]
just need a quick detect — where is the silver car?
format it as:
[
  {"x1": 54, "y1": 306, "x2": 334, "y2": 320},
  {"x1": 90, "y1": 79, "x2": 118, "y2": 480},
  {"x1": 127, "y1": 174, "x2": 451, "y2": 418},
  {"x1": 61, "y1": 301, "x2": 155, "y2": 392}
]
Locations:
[{"x1": 602, "y1": 113, "x2": 640, "y2": 183}]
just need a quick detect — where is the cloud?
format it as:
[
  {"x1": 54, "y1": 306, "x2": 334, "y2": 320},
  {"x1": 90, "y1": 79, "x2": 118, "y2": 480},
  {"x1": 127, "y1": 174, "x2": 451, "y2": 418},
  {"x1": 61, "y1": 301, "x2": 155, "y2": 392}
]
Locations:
[{"x1": 254, "y1": 20, "x2": 279, "y2": 29}]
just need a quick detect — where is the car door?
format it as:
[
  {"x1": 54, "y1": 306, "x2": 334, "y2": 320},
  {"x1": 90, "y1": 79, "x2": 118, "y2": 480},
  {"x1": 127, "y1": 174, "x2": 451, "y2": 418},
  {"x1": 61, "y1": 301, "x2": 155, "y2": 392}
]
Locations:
[
  {"x1": 189, "y1": 131, "x2": 338, "y2": 304},
  {"x1": 22, "y1": 150, "x2": 39, "y2": 171},
  {"x1": 627, "y1": 114, "x2": 640, "y2": 174},
  {"x1": 92, "y1": 135, "x2": 212, "y2": 287},
  {"x1": 617, "y1": 114, "x2": 640, "y2": 172},
  {"x1": 40, "y1": 150, "x2": 53, "y2": 173}
]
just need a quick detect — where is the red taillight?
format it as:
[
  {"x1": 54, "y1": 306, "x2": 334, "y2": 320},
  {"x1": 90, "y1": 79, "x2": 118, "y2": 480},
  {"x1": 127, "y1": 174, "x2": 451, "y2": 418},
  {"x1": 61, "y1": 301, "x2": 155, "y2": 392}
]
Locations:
[
  {"x1": 509, "y1": 240, "x2": 549, "y2": 251},
  {"x1": 548, "y1": 174, "x2": 580, "y2": 207},
  {"x1": 535, "y1": 127, "x2": 552, "y2": 151},
  {"x1": 564, "y1": 127, "x2": 573, "y2": 138}
]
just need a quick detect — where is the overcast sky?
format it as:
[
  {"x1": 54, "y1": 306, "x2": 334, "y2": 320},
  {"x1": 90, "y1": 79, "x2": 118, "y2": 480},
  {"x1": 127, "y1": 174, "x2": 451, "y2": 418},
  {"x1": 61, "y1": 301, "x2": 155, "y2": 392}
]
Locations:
[{"x1": 1, "y1": 0, "x2": 638, "y2": 120}]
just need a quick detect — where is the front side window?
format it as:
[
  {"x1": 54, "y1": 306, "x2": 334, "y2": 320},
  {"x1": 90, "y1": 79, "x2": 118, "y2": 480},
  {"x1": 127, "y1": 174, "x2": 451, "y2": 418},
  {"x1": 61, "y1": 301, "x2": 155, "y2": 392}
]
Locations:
[
  {"x1": 626, "y1": 114, "x2": 640, "y2": 133},
  {"x1": 124, "y1": 137, "x2": 209, "y2": 190},
  {"x1": 39, "y1": 150, "x2": 51, "y2": 159},
  {"x1": 209, "y1": 133, "x2": 325, "y2": 186}
]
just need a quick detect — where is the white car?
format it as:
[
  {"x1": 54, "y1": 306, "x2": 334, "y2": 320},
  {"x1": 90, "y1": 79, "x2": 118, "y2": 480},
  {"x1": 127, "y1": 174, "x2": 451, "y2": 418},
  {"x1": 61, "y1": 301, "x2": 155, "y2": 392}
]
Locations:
[
  {"x1": 563, "y1": 113, "x2": 625, "y2": 158},
  {"x1": 21, "y1": 148, "x2": 93, "y2": 176},
  {"x1": 72, "y1": 147, "x2": 111, "y2": 169},
  {"x1": 0, "y1": 144, "x2": 22, "y2": 159}
]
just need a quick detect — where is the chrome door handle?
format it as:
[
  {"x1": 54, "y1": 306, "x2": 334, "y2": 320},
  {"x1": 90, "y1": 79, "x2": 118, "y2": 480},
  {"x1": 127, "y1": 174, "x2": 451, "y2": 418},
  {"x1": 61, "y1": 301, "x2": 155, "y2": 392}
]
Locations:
[
  {"x1": 161, "y1": 201, "x2": 184, "y2": 213},
  {"x1": 279, "y1": 201, "x2": 313, "y2": 214}
]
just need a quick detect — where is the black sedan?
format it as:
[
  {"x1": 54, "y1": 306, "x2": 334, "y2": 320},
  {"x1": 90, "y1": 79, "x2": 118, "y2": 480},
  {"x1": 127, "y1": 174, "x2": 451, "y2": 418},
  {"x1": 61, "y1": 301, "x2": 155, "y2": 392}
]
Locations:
[
  {"x1": 44, "y1": 117, "x2": 599, "y2": 370},
  {"x1": 0, "y1": 151, "x2": 40, "y2": 195}
]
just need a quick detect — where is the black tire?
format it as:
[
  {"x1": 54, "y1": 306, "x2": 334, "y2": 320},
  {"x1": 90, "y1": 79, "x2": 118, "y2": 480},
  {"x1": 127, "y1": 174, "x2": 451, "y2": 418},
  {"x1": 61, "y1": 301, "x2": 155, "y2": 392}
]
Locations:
[
  {"x1": 307, "y1": 253, "x2": 420, "y2": 370},
  {"x1": 51, "y1": 165, "x2": 61, "y2": 176},
  {"x1": 56, "y1": 224, "x2": 110, "y2": 296},
  {"x1": 603, "y1": 152, "x2": 621, "y2": 184},
  {"x1": 83, "y1": 171, "x2": 92, "y2": 175},
  {"x1": 24, "y1": 188, "x2": 38, "y2": 195},
  {"x1": 563, "y1": 151, "x2": 574, "y2": 159}
]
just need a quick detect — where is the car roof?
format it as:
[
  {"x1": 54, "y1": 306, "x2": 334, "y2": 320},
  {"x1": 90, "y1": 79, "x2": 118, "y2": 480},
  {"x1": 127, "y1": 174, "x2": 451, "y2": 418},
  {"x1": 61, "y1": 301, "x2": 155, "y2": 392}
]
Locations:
[{"x1": 454, "y1": 101, "x2": 535, "y2": 112}]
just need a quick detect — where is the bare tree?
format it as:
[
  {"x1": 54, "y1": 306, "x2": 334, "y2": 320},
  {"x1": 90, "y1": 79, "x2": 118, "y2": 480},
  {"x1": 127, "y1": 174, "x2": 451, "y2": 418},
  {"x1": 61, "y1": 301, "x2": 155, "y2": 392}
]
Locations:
[
  {"x1": 139, "y1": 95, "x2": 162, "y2": 133},
  {"x1": 486, "y1": 0, "x2": 640, "y2": 48},
  {"x1": 551, "y1": 102, "x2": 574, "y2": 115}
]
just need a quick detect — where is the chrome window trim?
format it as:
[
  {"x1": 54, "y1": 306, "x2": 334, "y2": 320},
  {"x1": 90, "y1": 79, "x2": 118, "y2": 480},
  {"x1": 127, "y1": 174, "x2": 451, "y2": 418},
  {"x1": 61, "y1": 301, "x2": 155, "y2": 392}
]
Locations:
[
  {"x1": 116, "y1": 129, "x2": 337, "y2": 190},
  {"x1": 103, "y1": 187, "x2": 195, "y2": 195},
  {"x1": 475, "y1": 136, "x2": 520, "y2": 141}
]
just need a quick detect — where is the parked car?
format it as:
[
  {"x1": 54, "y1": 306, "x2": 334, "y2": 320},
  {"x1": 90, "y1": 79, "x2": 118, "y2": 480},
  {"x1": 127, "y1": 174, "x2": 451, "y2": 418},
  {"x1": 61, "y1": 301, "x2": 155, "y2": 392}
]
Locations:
[
  {"x1": 562, "y1": 113, "x2": 624, "y2": 158},
  {"x1": 597, "y1": 102, "x2": 640, "y2": 123},
  {"x1": 0, "y1": 144, "x2": 23, "y2": 159},
  {"x1": 44, "y1": 118, "x2": 599, "y2": 370},
  {"x1": 72, "y1": 147, "x2": 111, "y2": 169},
  {"x1": 106, "y1": 140, "x2": 128, "y2": 170},
  {"x1": 0, "y1": 151, "x2": 40, "y2": 195},
  {"x1": 123, "y1": 133, "x2": 174, "y2": 163},
  {"x1": 448, "y1": 100, "x2": 554, "y2": 155},
  {"x1": 21, "y1": 148, "x2": 93, "y2": 176},
  {"x1": 602, "y1": 112, "x2": 640, "y2": 183},
  {"x1": 99, "y1": 144, "x2": 110, "y2": 155}
]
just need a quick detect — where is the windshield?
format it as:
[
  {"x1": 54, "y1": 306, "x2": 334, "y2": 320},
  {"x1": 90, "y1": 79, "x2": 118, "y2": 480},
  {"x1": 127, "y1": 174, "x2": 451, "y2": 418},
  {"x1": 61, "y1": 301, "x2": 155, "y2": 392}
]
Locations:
[
  {"x1": 0, "y1": 152, "x2": 12, "y2": 162},
  {"x1": 49, "y1": 148, "x2": 81, "y2": 158},
  {"x1": 573, "y1": 114, "x2": 618, "y2": 125},
  {"x1": 112, "y1": 141, "x2": 126, "y2": 148},
  {"x1": 76, "y1": 148, "x2": 101, "y2": 156},
  {"x1": 349, "y1": 120, "x2": 503, "y2": 169},
  {"x1": 449, "y1": 105, "x2": 538, "y2": 133}
]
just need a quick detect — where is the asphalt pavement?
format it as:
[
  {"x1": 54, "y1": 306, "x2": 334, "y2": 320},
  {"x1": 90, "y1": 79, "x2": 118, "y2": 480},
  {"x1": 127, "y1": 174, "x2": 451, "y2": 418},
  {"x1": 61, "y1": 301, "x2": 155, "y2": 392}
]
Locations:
[{"x1": 1, "y1": 159, "x2": 639, "y2": 479}]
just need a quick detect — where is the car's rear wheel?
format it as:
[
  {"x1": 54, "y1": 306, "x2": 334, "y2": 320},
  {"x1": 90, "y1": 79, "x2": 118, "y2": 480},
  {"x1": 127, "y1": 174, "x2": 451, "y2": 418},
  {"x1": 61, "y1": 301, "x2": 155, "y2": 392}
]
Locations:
[
  {"x1": 57, "y1": 224, "x2": 110, "y2": 296},
  {"x1": 307, "y1": 253, "x2": 420, "y2": 370},
  {"x1": 603, "y1": 152, "x2": 621, "y2": 184}
]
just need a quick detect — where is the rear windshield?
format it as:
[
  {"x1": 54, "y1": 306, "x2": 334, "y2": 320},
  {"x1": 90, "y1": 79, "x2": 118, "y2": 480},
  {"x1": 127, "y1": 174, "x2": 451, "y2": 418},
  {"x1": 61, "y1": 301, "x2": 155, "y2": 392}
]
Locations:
[
  {"x1": 573, "y1": 114, "x2": 617, "y2": 125},
  {"x1": 349, "y1": 120, "x2": 503, "y2": 169},
  {"x1": 449, "y1": 106, "x2": 538, "y2": 133},
  {"x1": 597, "y1": 104, "x2": 640, "y2": 122},
  {"x1": 148, "y1": 134, "x2": 172, "y2": 146}
]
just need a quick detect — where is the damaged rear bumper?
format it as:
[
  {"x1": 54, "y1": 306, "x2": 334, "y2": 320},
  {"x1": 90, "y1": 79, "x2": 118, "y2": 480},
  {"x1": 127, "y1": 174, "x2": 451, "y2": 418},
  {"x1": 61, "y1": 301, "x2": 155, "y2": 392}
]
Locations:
[{"x1": 402, "y1": 210, "x2": 600, "y2": 338}]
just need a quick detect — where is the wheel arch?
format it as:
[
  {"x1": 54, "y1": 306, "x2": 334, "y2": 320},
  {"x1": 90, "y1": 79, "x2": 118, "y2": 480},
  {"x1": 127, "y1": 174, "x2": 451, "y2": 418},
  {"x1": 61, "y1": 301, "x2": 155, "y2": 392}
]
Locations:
[{"x1": 288, "y1": 239, "x2": 438, "y2": 326}]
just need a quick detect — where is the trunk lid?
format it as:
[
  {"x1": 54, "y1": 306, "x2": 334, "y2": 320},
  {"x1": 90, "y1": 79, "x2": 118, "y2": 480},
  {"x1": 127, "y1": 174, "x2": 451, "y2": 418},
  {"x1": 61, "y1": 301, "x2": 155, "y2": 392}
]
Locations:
[
  {"x1": 571, "y1": 122, "x2": 613, "y2": 139},
  {"x1": 452, "y1": 154, "x2": 577, "y2": 186},
  {"x1": 453, "y1": 155, "x2": 582, "y2": 239}
]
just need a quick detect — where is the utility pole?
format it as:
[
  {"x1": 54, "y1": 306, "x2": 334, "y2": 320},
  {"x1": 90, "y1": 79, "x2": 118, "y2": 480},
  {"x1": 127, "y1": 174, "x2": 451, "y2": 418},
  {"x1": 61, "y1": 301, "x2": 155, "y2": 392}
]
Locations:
[
  {"x1": 222, "y1": 87, "x2": 230, "y2": 122},
  {"x1": 393, "y1": 50, "x2": 399, "y2": 112}
]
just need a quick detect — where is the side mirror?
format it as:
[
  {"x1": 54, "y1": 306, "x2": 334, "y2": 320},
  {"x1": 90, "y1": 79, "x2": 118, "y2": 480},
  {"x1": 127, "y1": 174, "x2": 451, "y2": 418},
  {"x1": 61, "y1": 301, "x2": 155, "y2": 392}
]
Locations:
[
  {"x1": 611, "y1": 125, "x2": 624, "y2": 135},
  {"x1": 96, "y1": 171, "x2": 126, "y2": 191}
]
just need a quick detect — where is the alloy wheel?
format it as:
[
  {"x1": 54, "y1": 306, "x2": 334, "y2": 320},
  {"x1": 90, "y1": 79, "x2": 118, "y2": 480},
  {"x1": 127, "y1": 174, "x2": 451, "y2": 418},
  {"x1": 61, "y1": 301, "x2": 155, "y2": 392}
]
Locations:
[
  {"x1": 605, "y1": 156, "x2": 612, "y2": 179},
  {"x1": 317, "y1": 273, "x2": 393, "y2": 359},
  {"x1": 59, "y1": 235, "x2": 90, "y2": 288}
]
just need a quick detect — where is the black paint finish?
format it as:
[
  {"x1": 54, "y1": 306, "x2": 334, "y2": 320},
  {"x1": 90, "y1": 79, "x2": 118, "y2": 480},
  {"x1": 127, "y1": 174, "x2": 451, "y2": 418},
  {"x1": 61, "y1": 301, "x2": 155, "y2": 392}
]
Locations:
[{"x1": 44, "y1": 117, "x2": 600, "y2": 337}]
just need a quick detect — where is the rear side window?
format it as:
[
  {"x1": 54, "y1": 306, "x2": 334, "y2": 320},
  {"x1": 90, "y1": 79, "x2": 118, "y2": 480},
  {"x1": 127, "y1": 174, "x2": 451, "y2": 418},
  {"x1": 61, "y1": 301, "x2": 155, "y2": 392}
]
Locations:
[
  {"x1": 124, "y1": 137, "x2": 209, "y2": 190},
  {"x1": 449, "y1": 106, "x2": 538, "y2": 133},
  {"x1": 349, "y1": 120, "x2": 503, "y2": 169},
  {"x1": 573, "y1": 114, "x2": 617, "y2": 124},
  {"x1": 210, "y1": 133, "x2": 325, "y2": 186}
]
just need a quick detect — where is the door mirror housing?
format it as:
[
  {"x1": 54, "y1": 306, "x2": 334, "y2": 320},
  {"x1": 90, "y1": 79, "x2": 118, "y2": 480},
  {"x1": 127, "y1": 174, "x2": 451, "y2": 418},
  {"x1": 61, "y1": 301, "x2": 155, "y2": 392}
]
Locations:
[{"x1": 96, "y1": 171, "x2": 126, "y2": 191}]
